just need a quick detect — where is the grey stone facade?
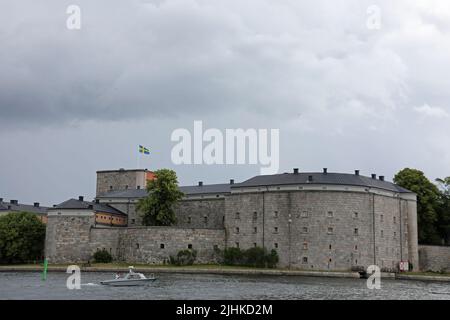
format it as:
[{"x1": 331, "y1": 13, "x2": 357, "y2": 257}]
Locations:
[{"x1": 418, "y1": 245, "x2": 450, "y2": 272}]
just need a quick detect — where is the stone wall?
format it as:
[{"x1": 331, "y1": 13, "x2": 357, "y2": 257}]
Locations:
[
  {"x1": 225, "y1": 190, "x2": 414, "y2": 271},
  {"x1": 174, "y1": 199, "x2": 225, "y2": 229},
  {"x1": 419, "y1": 245, "x2": 450, "y2": 272},
  {"x1": 96, "y1": 170, "x2": 147, "y2": 195}
]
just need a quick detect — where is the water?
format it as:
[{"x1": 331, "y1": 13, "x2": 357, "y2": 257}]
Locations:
[{"x1": 0, "y1": 272, "x2": 449, "y2": 300}]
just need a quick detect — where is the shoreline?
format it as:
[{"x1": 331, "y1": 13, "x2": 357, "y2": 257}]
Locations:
[{"x1": 1, "y1": 264, "x2": 450, "y2": 282}]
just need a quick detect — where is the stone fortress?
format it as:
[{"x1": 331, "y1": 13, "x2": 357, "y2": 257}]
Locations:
[{"x1": 44, "y1": 167, "x2": 425, "y2": 272}]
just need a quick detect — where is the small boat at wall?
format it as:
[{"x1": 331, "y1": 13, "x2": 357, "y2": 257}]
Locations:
[{"x1": 100, "y1": 267, "x2": 157, "y2": 286}]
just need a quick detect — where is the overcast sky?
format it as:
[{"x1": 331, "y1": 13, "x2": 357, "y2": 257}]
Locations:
[{"x1": 1, "y1": 0, "x2": 450, "y2": 206}]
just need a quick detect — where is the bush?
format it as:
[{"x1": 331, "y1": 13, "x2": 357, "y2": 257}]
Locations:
[
  {"x1": 0, "y1": 212, "x2": 46, "y2": 264},
  {"x1": 222, "y1": 247, "x2": 279, "y2": 268},
  {"x1": 170, "y1": 249, "x2": 197, "y2": 266},
  {"x1": 93, "y1": 248, "x2": 113, "y2": 263}
]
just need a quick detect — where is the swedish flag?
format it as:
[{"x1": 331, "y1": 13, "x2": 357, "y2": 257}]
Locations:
[{"x1": 139, "y1": 145, "x2": 150, "y2": 155}]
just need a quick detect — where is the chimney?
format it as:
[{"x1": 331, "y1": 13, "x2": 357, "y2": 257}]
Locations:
[
  {"x1": 78, "y1": 196, "x2": 84, "y2": 202},
  {"x1": 308, "y1": 175, "x2": 313, "y2": 182},
  {"x1": 10, "y1": 200, "x2": 18, "y2": 205},
  {"x1": 293, "y1": 168, "x2": 299, "y2": 174},
  {"x1": 33, "y1": 202, "x2": 39, "y2": 208},
  {"x1": 355, "y1": 170, "x2": 360, "y2": 176},
  {"x1": 379, "y1": 176, "x2": 385, "y2": 181},
  {"x1": 371, "y1": 174, "x2": 377, "y2": 179},
  {"x1": 323, "y1": 168, "x2": 328, "y2": 174},
  {"x1": 230, "y1": 179, "x2": 235, "y2": 185},
  {"x1": 198, "y1": 181, "x2": 203, "y2": 187}
]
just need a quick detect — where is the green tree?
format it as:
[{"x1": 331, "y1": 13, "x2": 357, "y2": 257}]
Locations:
[
  {"x1": 435, "y1": 177, "x2": 450, "y2": 245},
  {"x1": 137, "y1": 169, "x2": 184, "y2": 226},
  {"x1": 394, "y1": 168, "x2": 441, "y2": 244},
  {"x1": 0, "y1": 212, "x2": 46, "y2": 264}
]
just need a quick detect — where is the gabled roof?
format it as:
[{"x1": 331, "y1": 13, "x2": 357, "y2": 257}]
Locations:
[
  {"x1": 235, "y1": 172, "x2": 413, "y2": 193},
  {"x1": 51, "y1": 199, "x2": 126, "y2": 216},
  {"x1": 0, "y1": 201, "x2": 49, "y2": 214}
]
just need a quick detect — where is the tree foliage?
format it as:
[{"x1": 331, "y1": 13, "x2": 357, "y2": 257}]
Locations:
[
  {"x1": 394, "y1": 168, "x2": 448, "y2": 245},
  {"x1": 137, "y1": 169, "x2": 184, "y2": 226},
  {"x1": 222, "y1": 247, "x2": 279, "y2": 268},
  {"x1": 93, "y1": 248, "x2": 113, "y2": 263},
  {"x1": 435, "y1": 177, "x2": 450, "y2": 244},
  {"x1": 0, "y1": 212, "x2": 46, "y2": 264}
]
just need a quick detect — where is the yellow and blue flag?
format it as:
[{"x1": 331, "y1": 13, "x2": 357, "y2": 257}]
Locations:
[{"x1": 139, "y1": 145, "x2": 150, "y2": 155}]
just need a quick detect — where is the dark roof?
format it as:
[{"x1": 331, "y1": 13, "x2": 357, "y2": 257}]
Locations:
[
  {"x1": 0, "y1": 201, "x2": 49, "y2": 214},
  {"x1": 235, "y1": 172, "x2": 413, "y2": 193},
  {"x1": 51, "y1": 199, "x2": 126, "y2": 215},
  {"x1": 97, "y1": 183, "x2": 232, "y2": 198}
]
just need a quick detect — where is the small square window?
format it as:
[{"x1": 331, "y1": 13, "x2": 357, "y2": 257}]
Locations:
[
  {"x1": 302, "y1": 257, "x2": 308, "y2": 264},
  {"x1": 235, "y1": 227, "x2": 240, "y2": 234},
  {"x1": 188, "y1": 244, "x2": 193, "y2": 249},
  {"x1": 327, "y1": 227, "x2": 334, "y2": 234},
  {"x1": 136, "y1": 243, "x2": 140, "y2": 249},
  {"x1": 354, "y1": 228, "x2": 359, "y2": 236},
  {"x1": 381, "y1": 230, "x2": 384, "y2": 238},
  {"x1": 274, "y1": 227, "x2": 278, "y2": 233},
  {"x1": 187, "y1": 217, "x2": 191, "y2": 224},
  {"x1": 301, "y1": 211, "x2": 309, "y2": 218},
  {"x1": 302, "y1": 227, "x2": 308, "y2": 233},
  {"x1": 235, "y1": 212, "x2": 240, "y2": 219},
  {"x1": 303, "y1": 242, "x2": 308, "y2": 250},
  {"x1": 235, "y1": 242, "x2": 239, "y2": 248},
  {"x1": 329, "y1": 244, "x2": 332, "y2": 250},
  {"x1": 254, "y1": 227, "x2": 257, "y2": 234},
  {"x1": 394, "y1": 232, "x2": 397, "y2": 238},
  {"x1": 204, "y1": 216, "x2": 208, "y2": 224},
  {"x1": 131, "y1": 219, "x2": 135, "y2": 224},
  {"x1": 354, "y1": 245, "x2": 358, "y2": 251},
  {"x1": 274, "y1": 243, "x2": 278, "y2": 249},
  {"x1": 380, "y1": 215, "x2": 384, "y2": 222},
  {"x1": 327, "y1": 211, "x2": 334, "y2": 218},
  {"x1": 253, "y1": 243, "x2": 257, "y2": 248},
  {"x1": 160, "y1": 243, "x2": 165, "y2": 249},
  {"x1": 393, "y1": 216, "x2": 397, "y2": 224},
  {"x1": 274, "y1": 211, "x2": 278, "y2": 218},
  {"x1": 353, "y1": 212, "x2": 359, "y2": 219},
  {"x1": 253, "y1": 212, "x2": 258, "y2": 219}
]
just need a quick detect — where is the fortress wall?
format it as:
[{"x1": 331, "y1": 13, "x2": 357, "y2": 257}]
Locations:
[
  {"x1": 174, "y1": 199, "x2": 225, "y2": 229},
  {"x1": 116, "y1": 227, "x2": 225, "y2": 264},
  {"x1": 45, "y1": 213, "x2": 95, "y2": 263},
  {"x1": 419, "y1": 245, "x2": 450, "y2": 272},
  {"x1": 225, "y1": 190, "x2": 414, "y2": 271}
]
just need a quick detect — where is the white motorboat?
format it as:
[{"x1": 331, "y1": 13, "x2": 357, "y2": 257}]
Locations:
[{"x1": 100, "y1": 266, "x2": 157, "y2": 286}]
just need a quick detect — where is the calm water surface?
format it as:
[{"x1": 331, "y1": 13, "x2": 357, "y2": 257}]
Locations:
[{"x1": 0, "y1": 272, "x2": 449, "y2": 300}]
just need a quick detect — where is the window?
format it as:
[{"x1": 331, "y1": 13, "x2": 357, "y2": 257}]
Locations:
[
  {"x1": 235, "y1": 212, "x2": 240, "y2": 219},
  {"x1": 125, "y1": 185, "x2": 128, "y2": 190},
  {"x1": 235, "y1": 227, "x2": 240, "y2": 234},
  {"x1": 253, "y1": 212, "x2": 258, "y2": 220},
  {"x1": 353, "y1": 212, "x2": 359, "y2": 219},
  {"x1": 354, "y1": 228, "x2": 359, "y2": 236},
  {"x1": 204, "y1": 216, "x2": 208, "y2": 224},
  {"x1": 381, "y1": 230, "x2": 384, "y2": 238},
  {"x1": 301, "y1": 211, "x2": 309, "y2": 218},
  {"x1": 394, "y1": 232, "x2": 397, "y2": 238},
  {"x1": 235, "y1": 242, "x2": 240, "y2": 248},
  {"x1": 354, "y1": 245, "x2": 358, "y2": 251},
  {"x1": 303, "y1": 242, "x2": 308, "y2": 250},
  {"x1": 109, "y1": 186, "x2": 113, "y2": 190},
  {"x1": 253, "y1": 227, "x2": 257, "y2": 234},
  {"x1": 327, "y1": 211, "x2": 334, "y2": 218},
  {"x1": 274, "y1": 243, "x2": 279, "y2": 249},
  {"x1": 187, "y1": 217, "x2": 191, "y2": 224},
  {"x1": 327, "y1": 227, "x2": 334, "y2": 234},
  {"x1": 302, "y1": 257, "x2": 308, "y2": 264},
  {"x1": 302, "y1": 227, "x2": 308, "y2": 234},
  {"x1": 329, "y1": 244, "x2": 332, "y2": 250},
  {"x1": 274, "y1": 211, "x2": 278, "y2": 218},
  {"x1": 188, "y1": 244, "x2": 193, "y2": 249},
  {"x1": 160, "y1": 243, "x2": 165, "y2": 249},
  {"x1": 380, "y1": 215, "x2": 384, "y2": 222},
  {"x1": 136, "y1": 243, "x2": 140, "y2": 249},
  {"x1": 274, "y1": 227, "x2": 278, "y2": 234},
  {"x1": 253, "y1": 243, "x2": 257, "y2": 248},
  {"x1": 393, "y1": 216, "x2": 397, "y2": 224}
]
